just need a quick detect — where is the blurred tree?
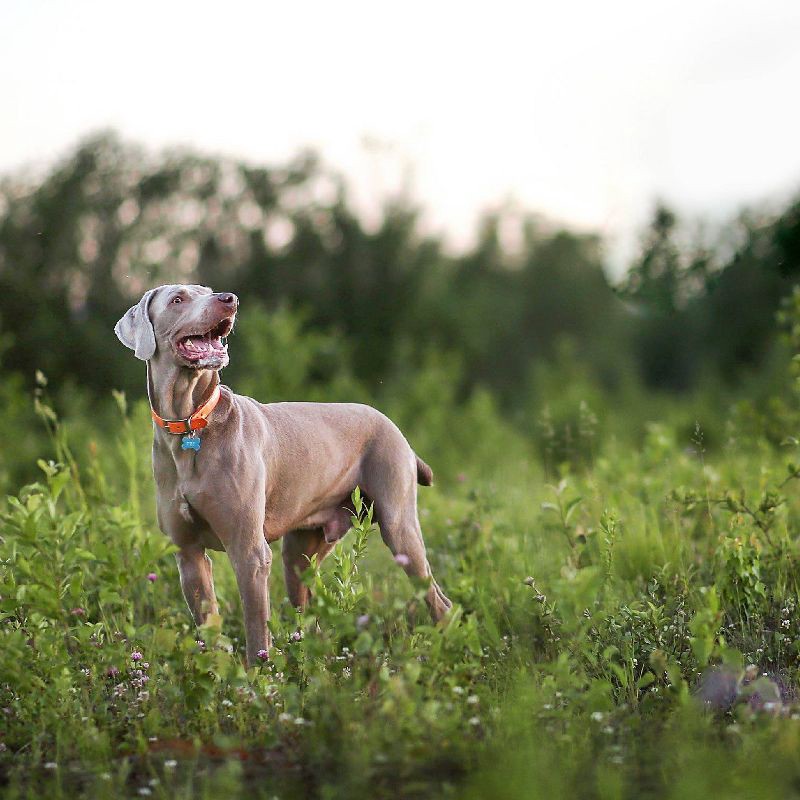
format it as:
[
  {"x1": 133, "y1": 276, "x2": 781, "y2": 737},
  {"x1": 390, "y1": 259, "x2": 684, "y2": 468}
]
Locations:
[{"x1": 0, "y1": 131, "x2": 798, "y2": 416}]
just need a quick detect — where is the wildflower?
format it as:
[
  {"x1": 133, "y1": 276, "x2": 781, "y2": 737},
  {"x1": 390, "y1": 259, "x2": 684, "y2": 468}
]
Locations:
[
  {"x1": 138, "y1": 789, "x2": 152, "y2": 797},
  {"x1": 256, "y1": 649, "x2": 269, "y2": 661},
  {"x1": 294, "y1": 716, "x2": 306, "y2": 725},
  {"x1": 278, "y1": 712, "x2": 292, "y2": 722},
  {"x1": 0, "y1": 743, "x2": 6, "y2": 753},
  {"x1": 468, "y1": 716, "x2": 480, "y2": 726},
  {"x1": 466, "y1": 695, "x2": 479, "y2": 705},
  {"x1": 44, "y1": 762, "x2": 57, "y2": 770},
  {"x1": 147, "y1": 573, "x2": 158, "y2": 583},
  {"x1": 221, "y1": 699, "x2": 233, "y2": 707},
  {"x1": 452, "y1": 686, "x2": 465, "y2": 695},
  {"x1": 106, "y1": 666, "x2": 120, "y2": 678},
  {"x1": 131, "y1": 651, "x2": 143, "y2": 662},
  {"x1": 70, "y1": 607, "x2": 85, "y2": 617},
  {"x1": 394, "y1": 553, "x2": 411, "y2": 567},
  {"x1": 356, "y1": 614, "x2": 370, "y2": 628},
  {"x1": 196, "y1": 640, "x2": 206, "y2": 651},
  {"x1": 164, "y1": 760, "x2": 177, "y2": 769},
  {"x1": 591, "y1": 711, "x2": 604, "y2": 722},
  {"x1": 290, "y1": 630, "x2": 303, "y2": 642}
]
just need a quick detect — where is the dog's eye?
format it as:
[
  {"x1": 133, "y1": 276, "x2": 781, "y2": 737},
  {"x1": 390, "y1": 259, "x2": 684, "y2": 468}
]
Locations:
[{"x1": 171, "y1": 296, "x2": 183, "y2": 304}]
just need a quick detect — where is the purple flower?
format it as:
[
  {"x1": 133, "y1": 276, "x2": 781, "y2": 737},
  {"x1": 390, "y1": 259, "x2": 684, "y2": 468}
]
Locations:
[
  {"x1": 147, "y1": 573, "x2": 158, "y2": 583},
  {"x1": 70, "y1": 607, "x2": 85, "y2": 617},
  {"x1": 356, "y1": 614, "x2": 370, "y2": 628},
  {"x1": 394, "y1": 553, "x2": 411, "y2": 567},
  {"x1": 131, "y1": 651, "x2": 143, "y2": 662},
  {"x1": 106, "y1": 666, "x2": 120, "y2": 678},
  {"x1": 256, "y1": 649, "x2": 269, "y2": 661},
  {"x1": 290, "y1": 630, "x2": 303, "y2": 642}
]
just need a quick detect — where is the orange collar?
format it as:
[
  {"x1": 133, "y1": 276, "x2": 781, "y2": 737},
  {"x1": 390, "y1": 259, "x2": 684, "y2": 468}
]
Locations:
[{"x1": 151, "y1": 384, "x2": 221, "y2": 435}]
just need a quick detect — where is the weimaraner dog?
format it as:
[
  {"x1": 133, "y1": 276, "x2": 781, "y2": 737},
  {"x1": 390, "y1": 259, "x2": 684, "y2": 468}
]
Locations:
[{"x1": 115, "y1": 284, "x2": 451, "y2": 664}]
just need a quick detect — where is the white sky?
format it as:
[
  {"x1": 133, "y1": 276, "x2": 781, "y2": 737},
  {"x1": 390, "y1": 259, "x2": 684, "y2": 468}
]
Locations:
[{"x1": 2, "y1": 0, "x2": 800, "y2": 272}]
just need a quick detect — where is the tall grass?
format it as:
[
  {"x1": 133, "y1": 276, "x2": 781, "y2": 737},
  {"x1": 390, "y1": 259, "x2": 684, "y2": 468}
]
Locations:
[{"x1": 3, "y1": 363, "x2": 800, "y2": 798}]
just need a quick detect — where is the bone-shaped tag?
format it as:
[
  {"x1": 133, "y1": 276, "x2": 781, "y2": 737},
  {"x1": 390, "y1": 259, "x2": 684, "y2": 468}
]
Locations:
[{"x1": 181, "y1": 434, "x2": 201, "y2": 452}]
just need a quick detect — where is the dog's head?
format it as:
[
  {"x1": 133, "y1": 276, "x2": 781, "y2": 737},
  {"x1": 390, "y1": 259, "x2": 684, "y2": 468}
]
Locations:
[{"x1": 114, "y1": 284, "x2": 238, "y2": 370}]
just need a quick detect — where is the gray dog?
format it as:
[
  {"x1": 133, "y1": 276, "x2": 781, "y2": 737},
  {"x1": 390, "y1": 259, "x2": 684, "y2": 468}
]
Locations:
[{"x1": 115, "y1": 284, "x2": 451, "y2": 665}]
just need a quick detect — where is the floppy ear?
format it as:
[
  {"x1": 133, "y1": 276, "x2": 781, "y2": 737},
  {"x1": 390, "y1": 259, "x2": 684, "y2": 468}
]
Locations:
[{"x1": 114, "y1": 288, "x2": 159, "y2": 360}]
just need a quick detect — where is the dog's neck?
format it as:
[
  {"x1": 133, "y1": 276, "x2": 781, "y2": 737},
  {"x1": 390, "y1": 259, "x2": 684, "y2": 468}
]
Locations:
[{"x1": 147, "y1": 355, "x2": 220, "y2": 421}]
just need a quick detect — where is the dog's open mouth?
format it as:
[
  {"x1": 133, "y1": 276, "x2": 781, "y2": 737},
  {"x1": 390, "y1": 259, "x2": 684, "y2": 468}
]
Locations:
[{"x1": 175, "y1": 317, "x2": 234, "y2": 363}]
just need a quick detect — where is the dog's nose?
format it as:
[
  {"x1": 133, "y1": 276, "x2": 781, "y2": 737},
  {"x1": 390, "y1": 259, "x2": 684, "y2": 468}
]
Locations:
[{"x1": 215, "y1": 292, "x2": 238, "y2": 307}]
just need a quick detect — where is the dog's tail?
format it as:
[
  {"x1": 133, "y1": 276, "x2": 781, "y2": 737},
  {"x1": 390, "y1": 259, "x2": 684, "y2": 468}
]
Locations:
[{"x1": 416, "y1": 455, "x2": 434, "y2": 487}]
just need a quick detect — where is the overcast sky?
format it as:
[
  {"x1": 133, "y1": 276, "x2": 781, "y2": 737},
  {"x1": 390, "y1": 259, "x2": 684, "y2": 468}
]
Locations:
[{"x1": 2, "y1": 0, "x2": 800, "y2": 271}]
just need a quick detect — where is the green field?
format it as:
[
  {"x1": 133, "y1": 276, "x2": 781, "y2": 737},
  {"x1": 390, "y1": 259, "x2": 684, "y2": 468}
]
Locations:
[{"x1": 3, "y1": 369, "x2": 800, "y2": 800}]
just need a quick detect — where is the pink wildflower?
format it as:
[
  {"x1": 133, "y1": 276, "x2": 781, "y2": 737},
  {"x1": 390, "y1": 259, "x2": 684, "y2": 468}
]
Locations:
[
  {"x1": 256, "y1": 649, "x2": 269, "y2": 661},
  {"x1": 147, "y1": 573, "x2": 158, "y2": 583},
  {"x1": 131, "y1": 651, "x2": 143, "y2": 662}
]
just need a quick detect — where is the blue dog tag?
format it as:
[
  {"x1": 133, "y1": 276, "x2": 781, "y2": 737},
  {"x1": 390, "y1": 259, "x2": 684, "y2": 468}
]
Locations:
[{"x1": 181, "y1": 434, "x2": 201, "y2": 451}]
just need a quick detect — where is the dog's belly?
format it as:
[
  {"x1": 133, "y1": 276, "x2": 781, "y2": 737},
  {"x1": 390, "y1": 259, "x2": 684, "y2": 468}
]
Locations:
[{"x1": 291, "y1": 503, "x2": 353, "y2": 543}]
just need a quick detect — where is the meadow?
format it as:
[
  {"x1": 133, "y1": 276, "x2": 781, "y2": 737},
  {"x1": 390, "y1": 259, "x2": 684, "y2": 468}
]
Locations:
[
  {"x1": 3, "y1": 136, "x2": 800, "y2": 798},
  {"x1": 4, "y1": 318, "x2": 800, "y2": 800}
]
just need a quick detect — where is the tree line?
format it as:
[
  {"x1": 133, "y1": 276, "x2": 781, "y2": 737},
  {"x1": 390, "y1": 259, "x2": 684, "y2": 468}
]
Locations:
[{"x1": 1, "y1": 131, "x2": 798, "y2": 408}]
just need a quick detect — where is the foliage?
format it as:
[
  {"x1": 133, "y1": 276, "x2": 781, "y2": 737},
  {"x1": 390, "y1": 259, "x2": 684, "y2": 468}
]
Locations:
[
  {"x1": 4, "y1": 132, "x2": 800, "y2": 797},
  {"x1": 2, "y1": 340, "x2": 800, "y2": 798},
  {"x1": 2, "y1": 132, "x2": 800, "y2": 414}
]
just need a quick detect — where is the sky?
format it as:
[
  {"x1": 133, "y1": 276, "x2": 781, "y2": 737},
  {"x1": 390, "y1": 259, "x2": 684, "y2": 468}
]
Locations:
[{"x1": 2, "y1": 0, "x2": 800, "y2": 272}]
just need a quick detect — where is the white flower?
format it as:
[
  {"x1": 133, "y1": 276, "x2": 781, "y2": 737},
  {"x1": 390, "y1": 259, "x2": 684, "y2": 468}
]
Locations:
[
  {"x1": 164, "y1": 760, "x2": 178, "y2": 769},
  {"x1": 468, "y1": 716, "x2": 481, "y2": 726},
  {"x1": 591, "y1": 712, "x2": 604, "y2": 722}
]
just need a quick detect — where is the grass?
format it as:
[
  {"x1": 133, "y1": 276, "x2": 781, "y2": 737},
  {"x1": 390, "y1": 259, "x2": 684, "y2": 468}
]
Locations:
[{"x1": 4, "y1": 389, "x2": 800, "y2": 799}]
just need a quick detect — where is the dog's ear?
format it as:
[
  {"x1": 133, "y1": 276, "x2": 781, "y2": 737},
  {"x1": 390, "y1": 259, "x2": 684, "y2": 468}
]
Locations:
[{"x1": 114, "y1": 288, "x2": 160, "y2": 360}]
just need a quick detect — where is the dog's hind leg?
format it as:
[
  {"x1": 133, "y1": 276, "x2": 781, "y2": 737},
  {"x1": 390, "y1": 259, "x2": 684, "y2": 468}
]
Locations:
[
  {"x1": 282, "y1": 529, "x2": 336, "y2": 610},
  {"x1": 379, "y1": 513, "x2": 452, "y2": 622}
]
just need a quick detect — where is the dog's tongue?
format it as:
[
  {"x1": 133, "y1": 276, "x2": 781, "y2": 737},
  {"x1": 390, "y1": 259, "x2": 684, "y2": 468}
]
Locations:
[{"x1": 180, "y1": 335, "x2": 226, "y2": 359}]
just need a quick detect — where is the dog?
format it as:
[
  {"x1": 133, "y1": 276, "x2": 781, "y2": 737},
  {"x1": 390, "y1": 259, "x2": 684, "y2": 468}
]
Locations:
[{"x1": 115, "y1": 284, "x2": 451, "y2": 664}]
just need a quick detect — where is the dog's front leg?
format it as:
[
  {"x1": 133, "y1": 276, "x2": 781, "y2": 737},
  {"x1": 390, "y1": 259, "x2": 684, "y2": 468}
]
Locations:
[
  {"x1": 228, "y1": 537, "x2": 273, "y2": 666},
  {"x1": 176, "y1": 544, "x2": 219, "y2": 625}
]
